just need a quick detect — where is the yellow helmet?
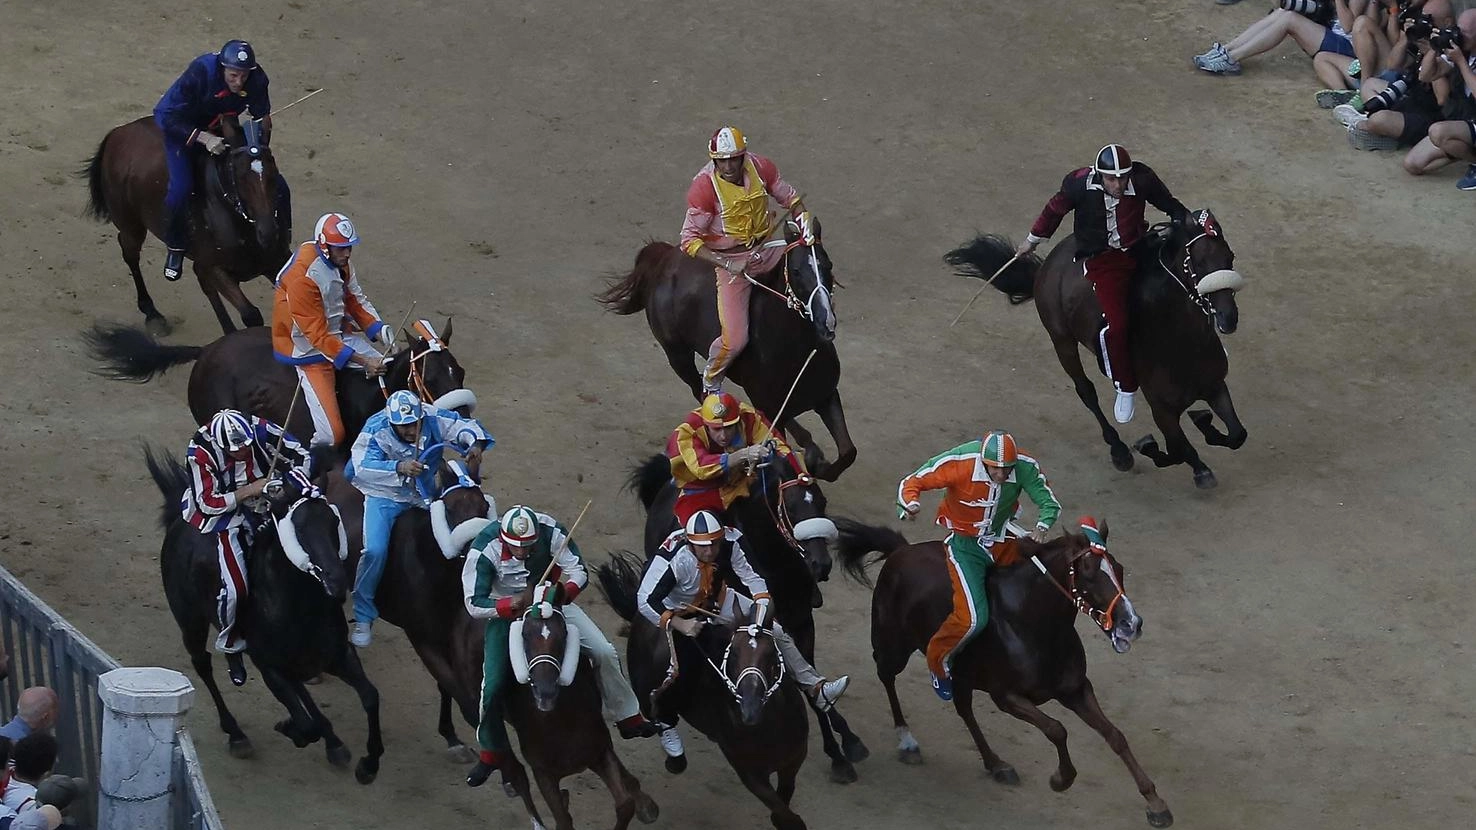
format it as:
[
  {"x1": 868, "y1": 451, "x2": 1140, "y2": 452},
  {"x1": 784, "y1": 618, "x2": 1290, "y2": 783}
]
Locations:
[{"x1": 708, "y1": 126, "x2": 747, "y2": 159}]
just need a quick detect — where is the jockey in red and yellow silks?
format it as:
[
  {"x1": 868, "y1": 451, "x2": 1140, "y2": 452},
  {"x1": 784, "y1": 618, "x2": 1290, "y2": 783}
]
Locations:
[
  {"x1": 679, "y1": 127, "x2": 808, "y2": 396},
  {"x1": 665, "y1": 392, "x2": 803, "y2": 525},
  {"x1": 271, "y1": 212, "x2": 395, "y2": 447}
]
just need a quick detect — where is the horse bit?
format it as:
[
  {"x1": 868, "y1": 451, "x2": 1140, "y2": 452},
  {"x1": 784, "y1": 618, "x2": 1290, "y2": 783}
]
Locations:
[
  {"x1": 704, "y1": 623, "x2": 786, "y2": 706},
  {"x1": 1028, "y1": 545, "x2": 1124, "y2": 633},
  {"x1": 739, "y1": 214, "x2": 828, "y2": 322}
]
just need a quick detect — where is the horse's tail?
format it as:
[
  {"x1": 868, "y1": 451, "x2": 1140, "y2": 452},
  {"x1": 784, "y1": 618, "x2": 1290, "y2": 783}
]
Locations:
[
  {"x1": 834, "y1": 517, "x2": 910, "y2": 588},
  {"x1": 81, "y1": 132, "x2": 112, "y2": 222},
  {"x1": 142, "y1": 443, "x2": 189, "y2": 531},
  {"x1": 627, "y1": 453, "x2": 672, "y2": 512},
  {"x1": 82, "y1": 322, "x2": 202, "y2": 382},
  {"x1": 597, "y1": 242, "x2": 673, "y2": 315},
  {"x1": 944, "y1": 234, "x2": 1041, "y2": 304},
  {"x1": 594, "y1": 551, "x2": 645, "y2": 623}
]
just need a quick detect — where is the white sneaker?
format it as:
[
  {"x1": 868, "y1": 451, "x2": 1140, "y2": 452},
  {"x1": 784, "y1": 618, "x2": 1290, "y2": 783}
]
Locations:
[
  {"x1": 810, "y1": 675, "x2": 850, "y2": 711},
  {"x1": 1333, "y1": 103, "x2": 1366, "y2": 128},
  {"x1": 349, "y1": 621, "x2": 372, "y2": 648},
  {"x1": 1114, "y1": 390, "x2": 1136, "y2": 424},
  {"x1": 659, "y1": 725, "x2": 684, "y2": 758}
]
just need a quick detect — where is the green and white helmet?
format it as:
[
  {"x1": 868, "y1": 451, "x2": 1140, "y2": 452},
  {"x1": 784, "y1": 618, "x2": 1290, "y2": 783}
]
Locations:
[{"x1": 499, "y1": 506, "x2": 540, "y2": 548}]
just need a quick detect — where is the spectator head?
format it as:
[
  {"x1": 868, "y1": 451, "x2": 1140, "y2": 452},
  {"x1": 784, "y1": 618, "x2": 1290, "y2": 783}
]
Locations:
[
  {"x1": 16, "y1": 687, "x2": 59, "y2": 732},
  {"x1": 12, "y1": 733, "x2": 58, "y2": 783},
  {"x1": 0, "y1": 734, "x2": 13, "y2": 767},
  {"x1": 1459, "y1": 9, "x2": 1476, "y2": 48},
  {"x1": 1428, "y1": 0, "x2": 1455, "y2": 27},
  {"x1": 0, "y1": 638, "x2": 9, "y2": 682}
]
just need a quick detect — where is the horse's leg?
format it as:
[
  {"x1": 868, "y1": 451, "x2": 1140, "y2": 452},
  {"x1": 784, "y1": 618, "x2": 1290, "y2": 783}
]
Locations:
[
  {"x1": 437, "y1": 684, "x2": 475, "y2": 762},
  {"x1": 256, "y1": 666, "x2": 319, "y2": 747},
  {"x1": 660, "y1": 342, "x2": 704, "y2": 401},
  {"x1": 1060, "y1": 679, "x2": 1173, "y2": 828},
  {"x1": 1188, "y1": 382, "x2": 1248, "y2": 450},
  {"x1": 877, "y1": 651, "x2": 922, "y2": 765},
  {"x1": 1133, "y1": 397, "x2": 1215, "y2": 489},
  {"x1": 531, "y1": 765, "x2": 575, "y2": 830},
  {"x1": 619, "y1": 764, "x2": 659, "y2": 825},
  {"x1": 118, "y1": 222, "x2": 169, "y2": 334},
  {"x1": 1052, "y1": 337, "x2": 1134, "y2": 471},
  {"x1": 775, "y1": 758, "x2": 801, "y2": 806},
  {"x1": 182, "y1": 626, "x2": 252, "y2": 756},
  {"x1": 951, "y1": 683, "x2": 1018, "y2": 785},
  {"x1": 811, "y1": 390, "x2": 858, "y2": 481},
  {"x1": 214, "y1": 271, "x2": 264, "y2": 328},
  {"x1": 727, "y1": 755, "x2": 806, "y2": 830},
  {"x1": 992, "y1": 691, "x2": 1077, "y2": 792},
  {"x1": 591, "y1": 749, "x2": 638, "y2": 830},
  {"x1": 193, "y1": 262, "x2": 237, "y2": 334},
  {"x1": 794, "y1": 624, "x2": 856, "y2": 783},
  {"x1": 326, "y1": 645, "x2": 385, "y2": 784}
]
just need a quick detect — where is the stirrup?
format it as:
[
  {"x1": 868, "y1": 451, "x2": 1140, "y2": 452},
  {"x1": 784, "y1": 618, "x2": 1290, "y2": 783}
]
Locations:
[{"x1": 163, "y1": 249, "x2": 185, "y2": 282}]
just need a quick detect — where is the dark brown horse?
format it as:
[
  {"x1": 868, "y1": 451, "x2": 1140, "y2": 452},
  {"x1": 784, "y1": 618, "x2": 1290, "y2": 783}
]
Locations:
[
  {"x1": 835, "y1": 518, "x2": 1173, "y2": 828},
  {"x1": 503, "y1": 607, "x2": 660, "y2": 830},
  {"x1": 946, "y1": 212, "x2": 1248, "y2": 488},
  {"x1": 597, "y1": 553, "x2": 810, "y2": 830},
  {"x1": 598, "y1": 219, "x2": 857, "y2": 481},
  {"x1": 83, "y1": 319, "x2": 472, "y2": 452},
  {"x1": 147, "y1": 448, "x2": 384, "y2": 784},
  {"x1": 83, "y1": 115, "x2": 291, "y2": 335}
]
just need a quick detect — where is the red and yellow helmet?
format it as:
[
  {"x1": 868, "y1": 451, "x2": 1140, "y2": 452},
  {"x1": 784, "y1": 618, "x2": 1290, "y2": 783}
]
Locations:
[
  {"x1": 708, "y1": 126, "x2": 747, "y2": 159},
  {"x1": 699, "y1": 392, "x2": 743, "y2": 428},
  {"x1": 979, "y1": 431, "x2": 1018, "y2": 468}
]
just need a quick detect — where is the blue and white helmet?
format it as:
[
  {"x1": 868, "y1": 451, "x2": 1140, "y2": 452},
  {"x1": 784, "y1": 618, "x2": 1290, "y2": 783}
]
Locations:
[
  {"x1": 218, "y1": 40, "x2": 257, "y2": 71},
  {"x1": 208, "y1": 409, "x2": 254, "y2": 452},
  {"x1": 684, "y1": 510, "x2": 725, "y2": 544},
  {"x1": 386, "y1": 390, "x2": 423, "y2": 425}
]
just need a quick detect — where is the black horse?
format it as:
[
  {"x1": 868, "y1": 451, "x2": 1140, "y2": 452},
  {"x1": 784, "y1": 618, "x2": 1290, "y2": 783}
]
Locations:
[
  {"x1": 598, "y1": 554, "x2": 810, "y2": 830},
  {"x1": 946, "y1": 212, "x2": 1248, "y2": 488},
  {"x1": 628, "y1": 453, "x2": 869, "y2": 783},
  {"x1": 599, "y1": 218, "x2": 857, "y2": 481},
  {"x1": 148, "y1": 448, "x2": 384, "y2": 784}
]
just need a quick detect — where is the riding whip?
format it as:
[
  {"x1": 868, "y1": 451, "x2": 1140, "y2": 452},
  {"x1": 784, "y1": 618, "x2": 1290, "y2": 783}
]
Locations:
[
  {"x1": 949, "y1": 252, "x2": 1023, "y2": 328},
  {"x1": 268, "y1": 88, "x2": 325, "y2": 118},
  {"x1": 266, "y1": 381, "x2": 304, "y2": 475},
  {"x1": 376, "y1": 300, "x2": 417, "y2": 398},
  {"x1": 769, "y1": 349, "x2": 819, "y2": 429},
  {"x1": 535, "y1": 499, "x2": 593, "y2": 586}
]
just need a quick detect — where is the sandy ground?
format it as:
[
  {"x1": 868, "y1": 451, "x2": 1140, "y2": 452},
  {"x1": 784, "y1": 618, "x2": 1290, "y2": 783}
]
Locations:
[{"x1": 2, "y1": 1, "x2": 1473, "y2": 828}]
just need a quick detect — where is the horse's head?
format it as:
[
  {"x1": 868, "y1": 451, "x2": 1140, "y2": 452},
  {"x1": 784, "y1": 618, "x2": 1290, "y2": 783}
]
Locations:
[
  {"x1": 1173, "y1": 209, "x2": 1244, "y2": 336},
  {"x1": 217, "y1": 114, "x2": 282, "y2": 253},
  {"x1": 386, "y1": 319, "x2": 475, "y2": 415},
  {"x1": 781, "y1": 214, "x2": 836, "y2": 343},
  {"x1": 717, "y1": 607, "x2": 786, "y2": 727},
  {"x1": 1056, "y1": 518, "x2": 1141, "y2": 654},
  {"x1": 510, "y1": 605, "x2": 580, "y2": 713},
  {"x1": 269, "y1": 470, "x2": 350, "y2": 599},
  {"x1": 429, "y1": 449, "x2": 496, "y2": 560},
  {"x1": 762, "y1": 458, "x2": 837, "y2": 584}
]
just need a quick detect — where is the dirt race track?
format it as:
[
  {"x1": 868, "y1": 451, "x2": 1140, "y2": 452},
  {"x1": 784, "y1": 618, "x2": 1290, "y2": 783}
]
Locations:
[{"x1": 2, "y1": 1, "x2": 1472, "y2": 828}]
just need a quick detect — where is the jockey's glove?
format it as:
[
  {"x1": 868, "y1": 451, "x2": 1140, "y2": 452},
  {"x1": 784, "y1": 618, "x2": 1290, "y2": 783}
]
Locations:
[
  {"x1": 197, "y1": 133, "x2": 227, "y2": 155},
  {"x1": 377, "y1": 325, "x2": 397, "y2": 351}
]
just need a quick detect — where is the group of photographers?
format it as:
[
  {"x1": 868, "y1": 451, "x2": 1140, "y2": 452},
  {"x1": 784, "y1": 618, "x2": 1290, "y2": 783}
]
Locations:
[{"x1": 1199, "y1": 0, "x2": 1476, "y2": 189}]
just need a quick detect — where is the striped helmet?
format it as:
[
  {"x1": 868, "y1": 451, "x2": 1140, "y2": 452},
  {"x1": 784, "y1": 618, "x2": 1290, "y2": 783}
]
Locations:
[
  {"x1": 708, "y1": 126, "x2": 747, "y2": 159},
  {"x1": 684, "y1": 510, "x2": 725, "y2": 544},
  {"x1": 499, "y1": 506, "x2": 540, "y2": 548},
  {"x1": 979, "y1": 431, "x2": 1018, "y2": 468},
  {"x1": 314, "y1": 212, "x2": 360, "y2": 252},
  {"x1": 699, "y1": 392, "x2": 743, "y2": 428},
  {"x1": 209, "y1": 410, "x2": 254, "y2": 453},
  {"x1": 1094, "y1": 144, "x2": 1133, "y2": 177},
  {"x1": 385, "y1": 390, "x2": 423, "y2": 425}
]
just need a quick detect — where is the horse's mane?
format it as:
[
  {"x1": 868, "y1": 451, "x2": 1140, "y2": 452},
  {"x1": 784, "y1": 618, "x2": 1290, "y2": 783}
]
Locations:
[{"x1": 627, "y1": 454, "x2": 671, "y2": 510}]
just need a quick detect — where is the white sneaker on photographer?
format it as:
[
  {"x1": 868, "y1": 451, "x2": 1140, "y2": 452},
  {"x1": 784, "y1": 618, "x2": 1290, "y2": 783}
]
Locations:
[
  {"x1": 1333, "y1": 103, "x2": 1366, "y2": 128},
  {"x1": 1114, "y1": 390, "x2": 1137, "y2": 424}
]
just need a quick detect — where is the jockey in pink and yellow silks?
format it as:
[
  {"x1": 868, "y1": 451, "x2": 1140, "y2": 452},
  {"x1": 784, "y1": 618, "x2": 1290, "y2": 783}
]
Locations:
[{"x1": 680, "y1": 127, "x2": 809, "y2": 396}]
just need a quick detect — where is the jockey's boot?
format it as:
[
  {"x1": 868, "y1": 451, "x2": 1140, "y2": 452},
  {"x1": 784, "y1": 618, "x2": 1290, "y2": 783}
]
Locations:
[
  {"x1": 163, "y1": 205, "x2": 189, "y2": 281},
  {"x1": 1114, "y1": 390, "x2": 1137, "y2": 424},
  {"x1": 930, "y1": 671, "x2": 953, "y2": 702},
  {"x1": 616, "y1": 713, "x2": 660, "y2": 739},
  {"x1": 807, "y1": 675, "x2": 850, "y2": 711},
  {"x1": 349, "y1": 621, "x2": 373, "y2": 648},
  {"x1": 466, "y1": 750, "x2": 502, "y2": 787},
  {"x1": 224, "y1": 652, "x2": 248, "y2": 687},
  {"x1": 659, "y1": 724, "x2": 687, "y2": 773}
]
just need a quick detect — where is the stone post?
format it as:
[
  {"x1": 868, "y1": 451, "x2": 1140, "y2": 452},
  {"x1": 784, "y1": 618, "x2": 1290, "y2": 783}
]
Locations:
[{"x1": 96, "y1": 667, "x2": 195, "y2": 830}]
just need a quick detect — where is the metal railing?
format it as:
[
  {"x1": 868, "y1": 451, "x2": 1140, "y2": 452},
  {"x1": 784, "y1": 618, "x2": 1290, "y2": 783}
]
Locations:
[{"x1": 0, "y1": 562, "x2": 223, "y2": 830}]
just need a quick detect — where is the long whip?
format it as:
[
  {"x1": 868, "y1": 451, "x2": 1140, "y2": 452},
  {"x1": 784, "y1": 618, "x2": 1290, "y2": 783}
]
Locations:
[
  {"x1": 535, "y1": 499, "x2": 594, "y2": 585},
  {"x1": 949, "y1": 252, "x2": 1023, "y2": 328}
]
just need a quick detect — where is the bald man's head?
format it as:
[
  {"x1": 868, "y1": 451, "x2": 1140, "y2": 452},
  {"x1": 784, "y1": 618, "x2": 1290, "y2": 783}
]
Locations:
[
  {"x1": 1459, "y1": 8, "x2": 1476, "y2": 39},
  {"x1": 16, "y1": 687, "x2": 59, "y2": 731}
]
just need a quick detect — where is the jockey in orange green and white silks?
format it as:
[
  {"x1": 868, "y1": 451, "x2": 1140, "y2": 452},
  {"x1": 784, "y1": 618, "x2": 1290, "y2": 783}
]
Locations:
[
  {"x1": 344, "y1": 390, "x2": 492, "y2": 647},
  {"x1": 664, "y1": 392, "x2": 805, "y2": 526},
  {"x1": 633, "y1": 511, "x2": 849, "y2": 760},
  {"x1": 679, "y1": 126, "x2": 812, "y2": 396},
  {"x1": 896, "y1": 431, "x2": 1061, "y2": 701},
  {"x1": 272, "y1": 212, "x2": 396, "y2": 447},
  {"x1": 459, "y1": 506, "x2": 657, "y2": 784}
]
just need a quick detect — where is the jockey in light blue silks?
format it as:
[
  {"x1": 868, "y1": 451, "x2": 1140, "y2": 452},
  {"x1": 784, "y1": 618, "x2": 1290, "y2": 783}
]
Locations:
[{"x1": 345, "y1": 389, "x2": 493, "y2": 646}]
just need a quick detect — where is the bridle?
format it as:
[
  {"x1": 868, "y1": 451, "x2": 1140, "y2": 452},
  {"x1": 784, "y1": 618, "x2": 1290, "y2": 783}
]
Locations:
[
  {"x1": 217, "y1": 145, "x2": 274, "y2": 229},
  {"x1": 756, "y1": 465, "x2": 815, "y2": 554},
  {"x1": 1028, "y1": 542, "x2": 1125, "y2": 634},
  {"x1": 704, "y1": 623, "x2": 786, "y2": 707},
  {"x1": 739, "y1": 219, "x2": 831, "y2": 323}
]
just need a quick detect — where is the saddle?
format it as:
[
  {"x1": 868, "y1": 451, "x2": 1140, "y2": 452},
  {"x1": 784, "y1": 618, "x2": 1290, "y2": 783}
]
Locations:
[{"x1": 1085, "y1": 226, "x2": 1174, "y2": 375}]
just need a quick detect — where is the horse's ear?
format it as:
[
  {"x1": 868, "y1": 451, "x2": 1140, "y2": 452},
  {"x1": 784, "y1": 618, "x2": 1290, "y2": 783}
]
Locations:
[
  {"x1": 441, "y1": 317, "x2": 453, "y2": 345},
  {"x1": 1098, "y1": 518, "x2": 1109, "y2": 542}
]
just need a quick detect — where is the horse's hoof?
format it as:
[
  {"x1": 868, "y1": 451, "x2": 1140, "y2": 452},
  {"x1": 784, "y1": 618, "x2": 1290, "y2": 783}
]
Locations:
[
  {"x1": 502, "y1": 780, "x2": 519, "y2": 799},
  {"x1": 635, "y1": 793, "x2": 659, "y2": 824},
  {"x1": 618, "y1": 622, "x2": 631, "y2": 638},
  {"x1": 1110, "y1": 444, "x2": 1135, "y2": 471},
  {"x1": 1147, "y1": 808, "x2": 1174, "y2": 828},
  {"x1": 227, "y1": 737, "x2": 254, "y2": 760},
  {"x1": 828, "y1": 759, "x2": 858, "y2": 784},
  {"x1": 1049, "y1": 770, "x2": 1075, "y2": 792},
  {"x1": 445, "y1": 744, "x2": 477, "y2": 764},
  {"x1": 842, "y1": 734, "x2": 870, "y2": 763},
  {"x1": 896, "y1": 747, "x2": 924, "y2": 765},
  {"x1": 242, "y1": 309, "x2": 265, "y2": 329},
  {"x1": 810, "y1": 584, "x2": 825, "y2": 609},
  {"x1": 303, "y1": 673, "x2": 326, "y2": 686},
  {"x1": 664, "y1": 754, "x2": 688, "y2": 775},
  {"x1": 144, "y1": 316, "x2": 172, "y2": 337},
  {"x1": 354, "y1": 758, "x2": 378, "y2": 785},
  {"x1": 325, "y1": 744, "x2": 352, "y2": 768},
  {"x1": 273, "y1": 719, "x2": 311, "y2": 748},
  {"x1": 990, "y1": 765, "x2": 1020, "y2": 786},
  {"x1": 1132, "y1": 435, "x2": 1159, "y2": 456},
  {"x1": 1193, "y1": 469, "x2": 1218, "y2": 490}
]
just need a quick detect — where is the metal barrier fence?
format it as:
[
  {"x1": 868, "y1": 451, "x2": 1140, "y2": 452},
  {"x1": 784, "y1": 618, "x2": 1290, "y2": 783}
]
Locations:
[{"x1": 0, "y1": 562, "x2": 223, "y2": 830}]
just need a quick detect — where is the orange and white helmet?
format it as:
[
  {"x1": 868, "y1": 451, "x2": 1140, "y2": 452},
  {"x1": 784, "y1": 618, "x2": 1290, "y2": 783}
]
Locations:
[
  {"x1": 708, "y1": 126, "x2": 747, "y2": 159},
  {"x1": 314, "y1": 212, "x2": 360, "y2": 253}
]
